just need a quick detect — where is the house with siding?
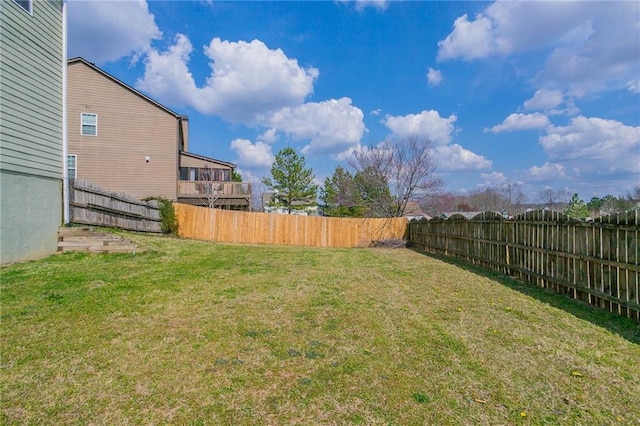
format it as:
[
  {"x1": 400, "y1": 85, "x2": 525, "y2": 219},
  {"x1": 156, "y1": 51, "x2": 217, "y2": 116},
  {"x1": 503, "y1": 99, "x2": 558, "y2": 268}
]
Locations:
[
  {"x1": 67, "y1": 58, "x2": 251, "y2": 209},
  {"x1": 0, "y1": 0, "x2": 65, "y2": 264}
]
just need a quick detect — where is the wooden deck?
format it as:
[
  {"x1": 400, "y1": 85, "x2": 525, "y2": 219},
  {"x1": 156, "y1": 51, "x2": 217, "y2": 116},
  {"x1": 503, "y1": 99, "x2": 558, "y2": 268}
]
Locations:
[{"x1": 177, "y1": 180, "x2": 251, "y2": 210}]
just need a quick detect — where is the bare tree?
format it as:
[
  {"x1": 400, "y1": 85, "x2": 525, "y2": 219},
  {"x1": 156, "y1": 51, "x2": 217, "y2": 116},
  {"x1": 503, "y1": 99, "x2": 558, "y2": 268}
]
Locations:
[
  {"x1": 537, "y1": 188, "x2": 571, "y2": 211},
  {"x1": 626, "y1": 184, "x2": 640, "y2": 202},
  {"x1": 349, "y1": 135, "x2": 442, "y2": 217},
  {"x1": 467, "y1": 188, "x2": 503, "y2": 212},
  {"x1": 251, "y1": 180, "x2": 268, "y2": 212},
  {"x1": 421, "y1": 191, "x2": 458, "y2": 217},
  {"x1": 197, "y1": 164, "x2": 222, "y2": 209},
  {"x1": 499, "y1": 182, "x2": 528, "y2": 216}
]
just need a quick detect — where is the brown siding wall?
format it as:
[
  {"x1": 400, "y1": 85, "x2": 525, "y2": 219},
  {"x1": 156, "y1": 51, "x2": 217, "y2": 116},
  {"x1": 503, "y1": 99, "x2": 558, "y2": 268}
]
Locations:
[{"x1": 67, "y1": 62, "x2": 178, "y2": 200}]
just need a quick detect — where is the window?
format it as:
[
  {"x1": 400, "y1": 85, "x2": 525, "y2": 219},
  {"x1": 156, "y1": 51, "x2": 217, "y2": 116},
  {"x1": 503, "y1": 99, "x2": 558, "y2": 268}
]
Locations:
[
  {"x1": 67, "y1": 155, "x2": 77, "y2": 179},
  {"x1": 12, "y1": 0, "x2": 32, "y2": 14},
  {"x1": 179, "y1": 167, "x2": 231, "y2": 182},
  {"x1": 81, "y1": 113, "x2": 97, "y2": 136}
]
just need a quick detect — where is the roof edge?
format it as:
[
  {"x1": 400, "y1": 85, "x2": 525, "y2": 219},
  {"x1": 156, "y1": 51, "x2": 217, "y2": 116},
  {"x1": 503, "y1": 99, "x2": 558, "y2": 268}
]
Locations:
[
  {"x1": 180, "y1": 150, "x2": 236, "y2": 169},
  {"x1": 67, "y1": 57, "x2": 183, "y2": 119}
]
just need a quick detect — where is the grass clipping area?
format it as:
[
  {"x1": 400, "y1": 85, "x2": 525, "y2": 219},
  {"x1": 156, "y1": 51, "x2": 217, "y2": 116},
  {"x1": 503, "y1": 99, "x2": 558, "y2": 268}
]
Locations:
[{"x1": 1, "y1": 233, "x2": 639, "y2": 425}]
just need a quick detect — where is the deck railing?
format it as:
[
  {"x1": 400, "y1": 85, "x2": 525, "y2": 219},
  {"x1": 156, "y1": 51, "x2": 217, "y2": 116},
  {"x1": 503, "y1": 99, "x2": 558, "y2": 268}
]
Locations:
[{"x1": 177, "y1": 180, "x2": 252, "y2": 198}]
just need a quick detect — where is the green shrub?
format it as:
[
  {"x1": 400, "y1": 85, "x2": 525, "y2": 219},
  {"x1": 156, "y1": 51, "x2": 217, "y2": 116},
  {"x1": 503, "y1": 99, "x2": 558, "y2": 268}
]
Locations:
[{"x1": 144, "y1": 197, "x2": 179, "y2": 235}]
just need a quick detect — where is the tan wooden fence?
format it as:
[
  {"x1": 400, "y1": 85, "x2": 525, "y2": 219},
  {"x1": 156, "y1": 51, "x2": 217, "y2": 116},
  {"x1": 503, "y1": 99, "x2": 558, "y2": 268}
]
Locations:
[
  {"x1": 69, "y1": 179, "x2": 162, "y2": 232},
  {"x1": 175, "y1": 203, "x2": 407, "y2": 248},
  {"x1": 408, "y1": 209, "x2": 640, "y2": 321}
]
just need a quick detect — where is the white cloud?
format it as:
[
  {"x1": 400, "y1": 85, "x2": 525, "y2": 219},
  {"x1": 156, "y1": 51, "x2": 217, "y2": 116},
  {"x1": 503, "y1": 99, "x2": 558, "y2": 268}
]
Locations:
[
  {"x1": 382, "y1": 110, "x2": 491, "y2": 172},
  {"x1": 437, "y1": 13, "x2": 495, "y2": 61},
  {"x1": 229, "y1": 139, "x2": 275, "y2": 169},
  {"x1": 522, "y1": 90, "x2": 580, "y2": 117},
  {"x1": 628, "y1": 79, "x2": 640, "y2": 94},
  {"x1": 383, "y1": 110, "x2": 457, "y2": 145},
  {"x1": 487, "y1": 113, "x2": 550, "y2": 133},
  {"x1": 539, "y1": 116, "x2": 640, "y2": 175},
  {"x1": 135, "y1": 34, "x2": 198, "y2": 108},
  {"x1": 266, "y1": 98, "x2": 366, "y2": 156},
  {"x1": 438, "y1": 2, "x2": 597, "y2": 60},
  {"x1": 349, "y1": 0, "x2": 389, "y2": 11},
  {"x1": 528, "y1": 163, "x2": 566, "y2": 182},
  {"x1": 437, "y1": 1, "x2": 640, "y2": 96},
  {"x1": 67, "y1": 0, "x2": 161, "y2": 65},
  {"x1": 480, "y1": 171, "x2": 507, "y2": 187},
  {"x1": 136, "y1": 34, "x2": 366, "y2": 154},
  {"x1": 526, "y1": 116, "x2": 640, "y2": 194},
  {"x1": 370, "y1": 108, "x2": 382, "y2": 116},
  {"x1": 137, "y1": 35, "x2": 319, "y2": 123},
  {"x1": 427, "y1": 67, "x2": 443, "y2": 86},
  {"x1": 258, "y1": 128, "x2": 278, "y2": 144},
  {"x1": 523, "y1": 89, "x2": 564, "y2": 111},
  {"x1": 436, "y1": 144, "x2": 492, "y2": 172}
]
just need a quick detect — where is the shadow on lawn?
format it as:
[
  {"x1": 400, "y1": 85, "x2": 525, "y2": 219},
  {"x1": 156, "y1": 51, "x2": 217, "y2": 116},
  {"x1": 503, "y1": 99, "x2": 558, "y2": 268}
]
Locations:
[{"x1": 410, "y1": 248, "x2": 640, "y2": 345}]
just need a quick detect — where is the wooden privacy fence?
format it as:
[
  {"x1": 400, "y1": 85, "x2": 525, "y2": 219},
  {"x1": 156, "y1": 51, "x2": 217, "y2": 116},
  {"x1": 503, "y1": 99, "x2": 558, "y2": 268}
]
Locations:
[
  {"x1": 175, "y1": 203, "x2": 407, "y2": 248},
  {"x1": 408, "y1": 210, "x2": 640, "y2": 321},
  {"x1": 69, "y1": 179, "x2": 162, "y2": 232}
]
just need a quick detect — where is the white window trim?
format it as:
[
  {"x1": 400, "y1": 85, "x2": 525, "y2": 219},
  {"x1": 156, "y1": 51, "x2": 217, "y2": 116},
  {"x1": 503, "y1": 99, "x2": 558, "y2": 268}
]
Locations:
[
  {"x1": 81, "y1": 113, "x2": 97, "y2": 136},
  {"x1": 12, "y1": 0, "x2": 33, "y2": 15},
  {"x1": 67, "y1": 154, "x2": 77, "y2": 179}
]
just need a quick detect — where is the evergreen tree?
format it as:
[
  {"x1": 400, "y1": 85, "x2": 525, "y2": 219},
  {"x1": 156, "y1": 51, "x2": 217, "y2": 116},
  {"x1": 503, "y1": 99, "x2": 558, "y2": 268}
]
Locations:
[
  {"x1": 320, "y1": 166, "x2": 366, "y2": 217},
  {"x1": 564, "y1": 193, "x2": 589, "y2": 219},
  {"x1": 353, "y1": 166, "x2": 394, "y2": 217},
  {"x1": 586, "y1": 196, "x2": 603, "y2": 217},
  {"x1": 262, "y1": 147, "x2": 318, "y2": 214}
]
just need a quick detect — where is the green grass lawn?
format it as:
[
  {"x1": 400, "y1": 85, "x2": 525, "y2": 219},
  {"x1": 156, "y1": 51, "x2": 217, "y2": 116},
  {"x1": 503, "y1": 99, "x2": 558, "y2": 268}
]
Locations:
[{"x1": 1, "y1": 232, "x2": 639, "y2": 425}]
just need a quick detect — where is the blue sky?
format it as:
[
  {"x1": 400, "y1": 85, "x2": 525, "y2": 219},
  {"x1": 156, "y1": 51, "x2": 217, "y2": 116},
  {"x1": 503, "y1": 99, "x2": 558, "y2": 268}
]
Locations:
[{"x1": 67, "y1": 0, "x2": 640, "y2": 201}]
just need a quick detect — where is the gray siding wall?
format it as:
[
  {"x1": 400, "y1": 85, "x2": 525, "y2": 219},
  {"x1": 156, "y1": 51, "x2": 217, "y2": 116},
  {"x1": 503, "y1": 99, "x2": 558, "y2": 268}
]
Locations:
[
  {"x1": 1, "y1": 0, "x2": 64, "y2": 179},
  {"x1": 1, "y1": 171, "x2": 62, "y2": 264},
  {"x1": 0, "y1": 0, "x2": 63, "y2": 264}
]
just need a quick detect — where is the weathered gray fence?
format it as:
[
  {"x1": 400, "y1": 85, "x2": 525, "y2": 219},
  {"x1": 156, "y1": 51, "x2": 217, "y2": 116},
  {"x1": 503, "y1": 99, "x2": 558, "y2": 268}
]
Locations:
[
  {"x1": 408, "y1": 210, "x2": 640, "y2": 322},
  {"x1": 69, "y1": 179, "x2": 162, "y2": 232}
]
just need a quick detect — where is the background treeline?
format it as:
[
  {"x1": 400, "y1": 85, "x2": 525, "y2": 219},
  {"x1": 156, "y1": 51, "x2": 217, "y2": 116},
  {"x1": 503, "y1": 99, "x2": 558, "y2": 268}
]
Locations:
[
  {"x1": 257, "y1": 138, "x2": 639, "y2": 219},
  {"x1": 420, "y1": 186, "x2": 640, "y2": 219}
]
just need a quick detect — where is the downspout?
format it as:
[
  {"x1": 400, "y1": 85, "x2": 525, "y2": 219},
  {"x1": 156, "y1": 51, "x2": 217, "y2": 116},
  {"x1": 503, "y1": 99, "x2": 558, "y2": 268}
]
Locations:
[{"x1": 61, "y1": 0, "x2": 69, "y2": 224}]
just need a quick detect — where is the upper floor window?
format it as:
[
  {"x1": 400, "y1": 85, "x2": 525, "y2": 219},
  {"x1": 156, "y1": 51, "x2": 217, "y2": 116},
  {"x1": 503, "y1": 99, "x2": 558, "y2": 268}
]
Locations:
[
  {"x1": 12, "y1": 0, "x2": 32, "y2": 14},
  {"x1": 81, "y1": 113, "x2": 97, "y2": 136},
  {"x1": 67, "y1": 155, "x2": 77, "y2": 179}
]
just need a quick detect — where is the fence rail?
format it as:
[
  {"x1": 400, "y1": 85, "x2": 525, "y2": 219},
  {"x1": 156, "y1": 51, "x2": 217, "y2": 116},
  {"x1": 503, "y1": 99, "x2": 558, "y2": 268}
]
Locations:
[
  {"x1": 175, "y1": 203, "x2": 407, "y2": 248},
  {"x1": 408, "y1": 209, "x2": 640, "y2": 321},
  {"x1": 69, "y1": 179, "x2": 162, "y2": 232}
]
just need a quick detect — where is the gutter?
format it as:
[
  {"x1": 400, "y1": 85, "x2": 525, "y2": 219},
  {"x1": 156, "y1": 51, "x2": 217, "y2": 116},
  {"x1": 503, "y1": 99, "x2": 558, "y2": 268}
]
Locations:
[{"x1": 62, "y1": 0, "x2": 69, "y2": 224}]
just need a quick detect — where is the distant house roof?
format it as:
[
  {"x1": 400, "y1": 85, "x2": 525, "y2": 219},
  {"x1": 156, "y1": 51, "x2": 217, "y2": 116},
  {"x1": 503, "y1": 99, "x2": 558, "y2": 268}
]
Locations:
[
  {"x1": 67, "y1": 57, "x2": 186, "y2": 120},
  {"x1": 179, "y1": 151, "x2": 236, "y2": 169},
  {"x1": 404, "y1": 201, "x2": 431, "y2": 220}
]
